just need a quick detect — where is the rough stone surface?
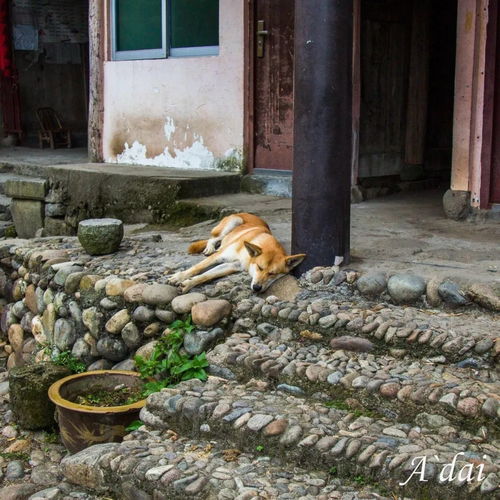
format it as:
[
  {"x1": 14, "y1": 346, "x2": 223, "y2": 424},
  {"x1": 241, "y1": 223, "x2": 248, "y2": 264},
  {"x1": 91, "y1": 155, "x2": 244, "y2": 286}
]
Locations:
[
  {"x1": 171, "y1": 293, "x2": 206, "y2": 314},
  {"x1": 330, "y1": 336, "x2": 374, "y2": 352},
  {"x1": 356, "y1": 272, "x2": 387, "y2": 297},
  {"x1": 183, "y1": 328, "x2": 224, "y2": 355},
  {"x1": 468, "y1": 283, "x2": 500, "y2": 311},
  {"x1": 9, "y1": 362, "x2": 71, "y2": 429},
  {"x1": 105, "y1": 309, "x2": 130, "y2": 334},
  {"x1": 192, "y1": 299, "x2": 232, "y2": 327},
  {"x1": 11, "y1": 200, "x2": 44, "y2": 239},
  {"x1": 142, "y1": 284, "x2": 178, "y2": 306},
  {"x1": 387, "y1": 274, "x2": 426, "y2": 303},
  {"x1": 438, "y1": 281, "x2": 467, "y2": 306},
  {"x1": 96, "y1": 337, "x2": 128, "y2": 361},
  {"x1": 53, "y1": 318, "x2": 76, "y2": 351},
  {"x1": 442, "y1": 189, "x2": 470, "y2": 220},
  {"x1": 77, "y1": 218, "x2": 124, "y2": 256}
]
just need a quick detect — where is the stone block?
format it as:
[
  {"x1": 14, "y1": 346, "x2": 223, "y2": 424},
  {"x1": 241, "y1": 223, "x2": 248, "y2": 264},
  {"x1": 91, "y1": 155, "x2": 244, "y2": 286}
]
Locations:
[
  {"x1": 10, "y1": 199, "x2": 44, "y2": 238},
  {"x1": 442, "y1": 189, "x2": 470, "y2": 220},
  {"x1": 78, "y1": 218, "x2": 124, "y2": 255},
  {"x1": 45, "y1": 203, "x2": 66, "y2": 217},
  {"x1": 4, "y1": 178, "x2": 47, "y2": 200},
  {"x1": 44, "y1": 217, "x2": 73, "y2": 236}
]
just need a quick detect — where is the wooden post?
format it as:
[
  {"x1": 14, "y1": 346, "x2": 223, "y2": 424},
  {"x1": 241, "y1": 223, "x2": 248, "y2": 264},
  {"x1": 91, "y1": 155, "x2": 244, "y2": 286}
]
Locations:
[
  {"x1": 451, "y1": 0, "x2": 477, "y2": 191},
  {"x1": 88, "y1": 0, "x2": 105, "y2": 163},
  {"x1": 352, "y1": 0, "x2": 361, "y2": 187},
  {"x1": 292, "y1": 0, "x2": 353, "y2": 273},
  {"x1": 404, "y1": 0, "x2": 430, "y2": 166}
]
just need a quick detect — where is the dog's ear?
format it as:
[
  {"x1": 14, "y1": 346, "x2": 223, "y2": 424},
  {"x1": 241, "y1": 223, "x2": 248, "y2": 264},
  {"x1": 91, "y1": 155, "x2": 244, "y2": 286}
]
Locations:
[
  {"x1": 244, "y1": 241, "x2": 262, "y2": 258},
  {"x1": 285, "y1": 253, "x2": 306, "y2": 270}
]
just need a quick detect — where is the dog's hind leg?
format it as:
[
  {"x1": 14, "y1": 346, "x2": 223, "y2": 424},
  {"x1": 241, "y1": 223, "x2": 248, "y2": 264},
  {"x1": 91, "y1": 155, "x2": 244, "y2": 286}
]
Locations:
[
  {"x1": 204, "y1": 215, "x2": 244, "y2": 255},
  {"x1": 179, "y1": 262, "x2": 242, "y2": 293}
]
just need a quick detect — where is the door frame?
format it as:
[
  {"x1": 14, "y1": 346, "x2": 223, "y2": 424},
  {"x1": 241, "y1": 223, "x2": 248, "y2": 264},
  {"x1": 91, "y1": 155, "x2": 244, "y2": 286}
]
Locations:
[
  {"x1": 480, "y1": 0, "x2": 498, "y2": 208},
  {"x1": 244, "y1": 0, "x2": 256, "y2": 174}
]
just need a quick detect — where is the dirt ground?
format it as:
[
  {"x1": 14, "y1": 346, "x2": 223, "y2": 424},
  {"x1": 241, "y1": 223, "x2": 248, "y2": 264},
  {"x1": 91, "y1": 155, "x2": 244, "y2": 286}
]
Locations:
[{"x1": 136, "y1": 189, "x2": 500, "y2": 286}]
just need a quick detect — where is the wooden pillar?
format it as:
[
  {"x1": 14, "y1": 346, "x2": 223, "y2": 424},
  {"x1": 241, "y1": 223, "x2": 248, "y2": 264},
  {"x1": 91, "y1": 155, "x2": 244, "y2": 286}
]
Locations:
[
  {"x1": 450, "y1": 0, "x2": 477, "y2": 191},
  {"x1": 404, "y1": 0, "x2": 430, "y2": 166},
  {"x1": 88, "y1": 0, "x2": 105, "y2": 163},
  {"x1": 351, "y1": 0, "x2": 361, "y2": 186},
  {"x1": 292, "y1": 0, "x2": 353, "y2": 273}
]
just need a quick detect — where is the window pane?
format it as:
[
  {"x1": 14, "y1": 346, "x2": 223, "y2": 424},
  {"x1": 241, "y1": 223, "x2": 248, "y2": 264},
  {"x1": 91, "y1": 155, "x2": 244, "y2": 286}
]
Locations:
[
  {"x1": 116, "y1": 0, "x2": 163, "y2": 51},
  {"x1": 170, "y1": 0, "x2": 219, "y2": 48}
]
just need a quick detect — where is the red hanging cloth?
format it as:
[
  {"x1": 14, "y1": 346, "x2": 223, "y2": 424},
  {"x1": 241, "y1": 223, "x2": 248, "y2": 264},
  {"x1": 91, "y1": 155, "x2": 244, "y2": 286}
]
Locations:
[{"x1": 0, "y1": 0, "x2": 12, "y2": 77}]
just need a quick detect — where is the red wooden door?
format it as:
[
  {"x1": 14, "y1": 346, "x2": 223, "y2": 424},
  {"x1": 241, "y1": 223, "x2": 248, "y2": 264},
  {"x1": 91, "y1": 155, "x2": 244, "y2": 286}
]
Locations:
[
  {"x1": 490, "y1": 3, "x2": 500, "y2": 203},
  {"x1": 253, "y1": 0, "x2": 294, "y2": 171}
]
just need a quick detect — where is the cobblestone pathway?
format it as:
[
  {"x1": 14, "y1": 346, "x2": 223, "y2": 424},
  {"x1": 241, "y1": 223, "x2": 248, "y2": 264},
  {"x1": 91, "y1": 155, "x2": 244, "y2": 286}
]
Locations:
[{"x1": 0, "y1": 231, "x2": 497, "y2": 499}]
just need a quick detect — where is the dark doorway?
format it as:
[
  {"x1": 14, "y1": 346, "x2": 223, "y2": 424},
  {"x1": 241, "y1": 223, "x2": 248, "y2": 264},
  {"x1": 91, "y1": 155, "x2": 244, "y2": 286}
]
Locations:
[
  {"x1": 358, "y1": 0, "x2": 457, "y2": 192},
  {"x1": 7, "y1": 0, "x2": 89, "y2": 148},
  {"x1": 490, "y1": 0, "x2": 500, "y2": 203}
]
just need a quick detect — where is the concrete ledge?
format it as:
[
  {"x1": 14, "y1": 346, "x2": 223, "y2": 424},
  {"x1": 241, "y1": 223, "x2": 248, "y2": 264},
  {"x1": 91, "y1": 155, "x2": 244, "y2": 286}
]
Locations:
[{"x1": 4, "y1": 178, "x2": 47, "y2": 201}]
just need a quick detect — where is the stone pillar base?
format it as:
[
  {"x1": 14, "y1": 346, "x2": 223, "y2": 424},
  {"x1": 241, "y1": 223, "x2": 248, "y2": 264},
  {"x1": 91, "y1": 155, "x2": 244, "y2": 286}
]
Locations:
[{"x1": 442, "y1": 189, "x2": 470, "y2": 220}]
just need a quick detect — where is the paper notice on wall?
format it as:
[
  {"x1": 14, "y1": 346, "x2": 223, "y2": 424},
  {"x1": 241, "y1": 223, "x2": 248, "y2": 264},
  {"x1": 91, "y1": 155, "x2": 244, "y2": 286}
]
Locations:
[
  {"x1": 13, "y1": 24, "x2": 38, "y2": 50},
  {"x1": 12, "y1": 0, "x2": 88, "y2": 44}
]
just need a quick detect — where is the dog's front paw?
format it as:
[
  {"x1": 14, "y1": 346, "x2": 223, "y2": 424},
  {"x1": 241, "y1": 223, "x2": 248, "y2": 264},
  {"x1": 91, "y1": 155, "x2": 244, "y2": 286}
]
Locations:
[
  {"x1": 168, "y1": 271, "x2": 186, "y2": 285},
  {"x1": 179, "y1": 279, "x2": 196, "y2": 294}
]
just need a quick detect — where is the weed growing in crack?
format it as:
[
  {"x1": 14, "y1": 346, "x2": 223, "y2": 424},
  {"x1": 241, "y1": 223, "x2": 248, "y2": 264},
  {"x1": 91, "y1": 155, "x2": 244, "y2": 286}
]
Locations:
[
  {"x1": 134, "y1": 316, "x2": 209, "y2": 397},
  {"x1": 51, "y1": 351, "x2": 86, "y2": 374}
]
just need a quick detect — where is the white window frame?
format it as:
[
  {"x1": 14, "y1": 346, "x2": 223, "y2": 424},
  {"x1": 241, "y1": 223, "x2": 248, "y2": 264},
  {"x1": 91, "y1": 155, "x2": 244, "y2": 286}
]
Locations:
[
  {"x1": 111, "y1": 0, "x2": 168, "y2": 61},
  {"x1": 170, "y1": 45, "x2": 219, "y2": 58}
]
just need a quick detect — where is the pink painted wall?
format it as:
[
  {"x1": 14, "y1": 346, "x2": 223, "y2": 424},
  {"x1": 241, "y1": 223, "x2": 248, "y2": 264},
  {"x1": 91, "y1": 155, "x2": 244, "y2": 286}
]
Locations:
[{"x1": 102, "y1": 0, "x2": 244, "y2": 169}]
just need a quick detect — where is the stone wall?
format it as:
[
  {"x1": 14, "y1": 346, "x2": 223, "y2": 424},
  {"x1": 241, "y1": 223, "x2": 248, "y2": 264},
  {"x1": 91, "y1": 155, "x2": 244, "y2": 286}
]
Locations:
[{"x1": 0, "y1": 244, "x2": 232, "y2": 372}]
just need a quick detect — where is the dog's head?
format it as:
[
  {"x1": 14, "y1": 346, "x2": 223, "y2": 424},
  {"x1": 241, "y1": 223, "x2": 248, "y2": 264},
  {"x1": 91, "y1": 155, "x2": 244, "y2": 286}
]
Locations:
[{"x1": 244, "y1": 241, "x2": 306, "y2": 293}]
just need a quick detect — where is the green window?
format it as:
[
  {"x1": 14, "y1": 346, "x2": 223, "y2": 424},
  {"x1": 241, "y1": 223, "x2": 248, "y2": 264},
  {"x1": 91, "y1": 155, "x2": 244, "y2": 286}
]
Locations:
[{"x1": 112, "y1": 0, "x2": 219, "y2": 61}]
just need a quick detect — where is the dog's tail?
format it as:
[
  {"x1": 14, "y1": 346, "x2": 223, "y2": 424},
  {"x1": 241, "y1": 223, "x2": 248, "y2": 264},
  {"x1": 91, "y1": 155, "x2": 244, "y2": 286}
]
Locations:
[{"x1": 188, "y1": 240, "x2": 208, "y2": 254}]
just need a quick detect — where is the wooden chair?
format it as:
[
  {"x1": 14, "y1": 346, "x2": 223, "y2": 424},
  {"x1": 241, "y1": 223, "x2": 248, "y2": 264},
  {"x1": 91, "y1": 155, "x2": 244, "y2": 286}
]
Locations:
[{"x1": 36, "y1": 107, "x2": 72, "y2": 149}]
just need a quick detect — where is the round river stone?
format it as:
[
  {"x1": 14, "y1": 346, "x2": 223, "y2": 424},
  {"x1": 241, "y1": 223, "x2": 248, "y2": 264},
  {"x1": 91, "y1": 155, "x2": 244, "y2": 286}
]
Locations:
[{"x1": 77, "y1": 218, "x2": 124, "y2": 256}]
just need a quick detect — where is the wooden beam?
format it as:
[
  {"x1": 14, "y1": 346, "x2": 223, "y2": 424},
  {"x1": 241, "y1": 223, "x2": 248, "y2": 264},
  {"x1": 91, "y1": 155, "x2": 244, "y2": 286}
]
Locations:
[
  {"x1": 88, "y1": 0, "x2": 105, "y2": 163},
  {"x1": 404, "y1": 0, "x2": 430, "y2": 165},
  {"x1": 292, "y1": 0, "x2": 353, "y2": 272}
]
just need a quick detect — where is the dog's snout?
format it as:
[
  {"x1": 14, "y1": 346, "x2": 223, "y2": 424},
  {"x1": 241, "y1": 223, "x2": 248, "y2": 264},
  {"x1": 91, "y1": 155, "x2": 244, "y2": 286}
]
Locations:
[{"x1": 252, "y1": 284, "x2": 262, "y2": 292}]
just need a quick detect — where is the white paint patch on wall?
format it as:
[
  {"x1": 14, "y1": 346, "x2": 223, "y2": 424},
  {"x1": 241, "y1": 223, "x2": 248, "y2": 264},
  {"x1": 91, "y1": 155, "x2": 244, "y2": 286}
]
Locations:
[
  {"x1": 163, "y1": 117, "x2": 175, "y2": 142},
  {"x1": 110, "y1": 116, "x2": 216, "y2": 169},
  {"x1": 114, "y1": 139, "x2": 215, "y2": 169}
]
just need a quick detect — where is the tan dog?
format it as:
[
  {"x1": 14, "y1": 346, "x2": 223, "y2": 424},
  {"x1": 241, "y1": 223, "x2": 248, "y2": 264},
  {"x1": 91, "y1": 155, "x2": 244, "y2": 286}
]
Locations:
[{"x1": 169, "y1": 213, "x2": 306, "y2": 293}]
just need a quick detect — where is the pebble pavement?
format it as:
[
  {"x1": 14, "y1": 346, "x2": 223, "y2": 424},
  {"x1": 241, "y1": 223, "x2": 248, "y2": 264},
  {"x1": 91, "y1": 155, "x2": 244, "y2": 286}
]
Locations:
[{"x1": 0, "y1": 232, "x2": 497, "y2": 499}]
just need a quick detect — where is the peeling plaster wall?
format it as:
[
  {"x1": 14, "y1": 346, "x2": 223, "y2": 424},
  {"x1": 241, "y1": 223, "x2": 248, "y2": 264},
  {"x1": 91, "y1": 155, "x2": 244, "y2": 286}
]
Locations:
[{"x1": 103, "y1": 0, "x2": 244, "y2": 169}]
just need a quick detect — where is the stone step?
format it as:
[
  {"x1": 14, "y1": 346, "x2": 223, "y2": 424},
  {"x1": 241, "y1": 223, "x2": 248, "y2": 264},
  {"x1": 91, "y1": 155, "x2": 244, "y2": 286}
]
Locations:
[
  {"x1": 140, "y1": 377, "x2": 500, "y2": 499},
  {"x1": 208, "y1": 329, "x2": 500, "y2": 433},
  {"x1": 232, "y1": 297, "x2": 499, "y2": 362},
  {"x1": 61, "y1": 428, "x2": 393, "y2": 500}
]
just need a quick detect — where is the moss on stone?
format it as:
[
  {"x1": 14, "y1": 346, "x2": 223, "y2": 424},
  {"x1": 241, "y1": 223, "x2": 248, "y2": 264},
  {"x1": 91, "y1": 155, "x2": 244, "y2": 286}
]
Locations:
[{"x1": 9, "y1": 362, "x2": 72, "y2": 430}]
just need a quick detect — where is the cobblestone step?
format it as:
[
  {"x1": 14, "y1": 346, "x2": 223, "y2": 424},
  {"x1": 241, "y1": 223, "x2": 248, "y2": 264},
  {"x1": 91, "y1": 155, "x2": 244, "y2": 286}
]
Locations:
[
  {"x1": 60, "y1": 429, "x2": 392, "y2": 500},
  {"x1": 207, "y1": 330, "x2": 500, "y2": 433},
  {"x1": 233, "y1": 297, "x2": 500, "y2": 362},
  {"x1": 140, "y1": 377, "x2": 499, "y2": 499}
]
